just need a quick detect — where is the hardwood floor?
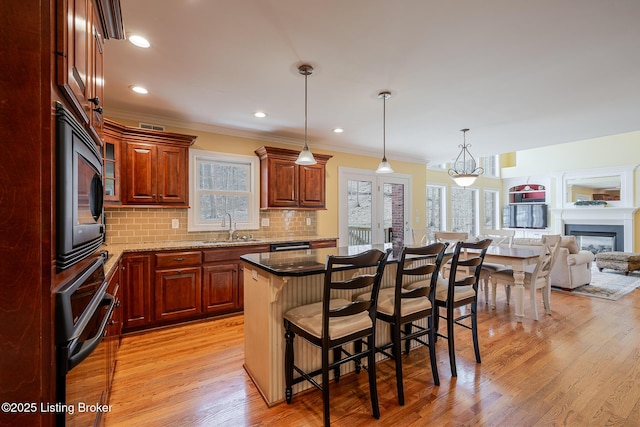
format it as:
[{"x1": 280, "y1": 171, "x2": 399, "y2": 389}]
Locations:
[{"x1": 105, "y1": 287, "x2": 640, "y2": 426}]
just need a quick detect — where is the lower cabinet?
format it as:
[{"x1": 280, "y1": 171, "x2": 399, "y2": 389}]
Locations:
[
  {"x1": 121, "y1": 244, "x2": 270, "y2": 332},
  {"x1": 105, "y1": 261, "x2": 123, "y2": 397},
  {"x1": 155, "y1": 251, "x2": 202, "y2": 322},
  {"x1": 122, "y1": 253, "x2": 152, "y2": 330},
  {"x1": 203, "y1": 263, "x2": 240, "y2": 314}
]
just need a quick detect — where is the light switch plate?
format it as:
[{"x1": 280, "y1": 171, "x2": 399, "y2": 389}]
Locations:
[{"x1": 261, "y1": 218, "x2": 270, "y2": 227}]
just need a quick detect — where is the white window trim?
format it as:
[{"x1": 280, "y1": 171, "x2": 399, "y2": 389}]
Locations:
[
  {"x1": 187, "y1": 149, "x2": 260, "y2": 232},
  {"x1": 426, "y1": 184, "x2": 447, "y2": 231},
  {"x1": 483, "y1": 189, "x2": 501, "y2": 230}
]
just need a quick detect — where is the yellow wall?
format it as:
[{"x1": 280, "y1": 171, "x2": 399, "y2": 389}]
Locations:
[
  {"x1": 109, "y1": 118, "x2": 428, "y2": 239},
  {"x1": 501, "y1": 130, "x2": 640, "y2": 250},
  {"x1": 502, "y1": 130, "x2": 640, "y2": 178}
]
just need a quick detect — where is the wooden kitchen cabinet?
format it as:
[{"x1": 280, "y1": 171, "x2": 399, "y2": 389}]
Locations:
[
  {"x1": 203, "y1": 244, "x2": 270, "y2": 315},
  {"x1": 105, "y1": 261, "x2": 122, "y2": 396},
  {"x1": 255, "y1": 146, "x2": 332, "y2": 209},
  {"x1": 202, "y1": 263, "x2": 239, "y2": 314},
  {"x1": 122, "y1": 253, "x2": 152, "y2": 329},
  {"x1": 309, "y1": 239, "x2": 337, "y2": 249},
  {"x1": 154, "y1": 251, "x2": 202, "y2": 322},
  {"x1": 102, "y1": 125, "x2": 122, "y2": 203},
  {"x1": 103, "y1": 119, "x2": 196, "y2": 207},
  {"x1": 56, "y1": 0, "x2": 113, "y2": 145}
]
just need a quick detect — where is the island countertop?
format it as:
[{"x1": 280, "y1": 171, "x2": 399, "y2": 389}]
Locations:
[{"x1": 240, "y1": 243, "x2": 405, "y2": 276}]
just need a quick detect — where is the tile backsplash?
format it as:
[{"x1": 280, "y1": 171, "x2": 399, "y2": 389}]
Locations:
[{"x1": 103, "y1": 208, "x2": 317, "y2": 245}]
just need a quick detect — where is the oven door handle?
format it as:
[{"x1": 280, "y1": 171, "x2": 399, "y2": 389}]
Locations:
[{"x1": 68, "y1": 293, "x2": 115, "y2": 371}]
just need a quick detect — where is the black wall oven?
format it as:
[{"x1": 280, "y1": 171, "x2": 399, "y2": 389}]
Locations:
[
  {"x1": 56, "y1": 102, "x2": 105, "y2": 271},
  {"x1": 55, "y1": 257, "x2": 114, "y2": 426}
]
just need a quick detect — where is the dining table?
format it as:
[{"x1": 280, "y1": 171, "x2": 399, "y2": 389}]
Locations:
[{"x1": 481, "y1": 245, "x2": 542, "y2": 322}]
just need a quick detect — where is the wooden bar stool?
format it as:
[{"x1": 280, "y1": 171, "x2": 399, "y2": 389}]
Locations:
[{"x1": 283, "y1": 248, "x2": 390, "y2": 427}]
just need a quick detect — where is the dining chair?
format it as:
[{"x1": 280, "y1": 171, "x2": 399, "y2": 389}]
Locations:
[
  {"x1": 358, "y1": 242, "x2": 446, "y2": 405},
  {"x1": 477, "y1": 229, "x2": 516, "y2": 308},
  {"x1": 283, "y1": 248, "x2": 389, "y2": 427},
  {"x1": 433, "y1": 239, "x2": 491, "y2": 377},
  {"x1": 411, "y1": 228, "x2": 431, "y2": 245},
  {"x1": 491, "y1": 235, "x2": 561, "y2": 320}
]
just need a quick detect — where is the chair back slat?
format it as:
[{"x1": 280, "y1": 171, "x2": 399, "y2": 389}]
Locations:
[
  {"x1": 330, "y1": 300, "x2": 371, "y2": 317},
  {"x1": 330, "y1": 274, "x2": 377, "y2": 291},
  {"x1": 323, "y1": 249, "x2": 390, "y2": 329},
  {"x1": 394, "y1": 242, "x2": 447, "y2": 310}
]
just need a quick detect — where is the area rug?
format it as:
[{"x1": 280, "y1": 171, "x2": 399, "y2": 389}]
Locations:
[{"x1": 552, "y1": 268, "x2": 640, "y2": 300}]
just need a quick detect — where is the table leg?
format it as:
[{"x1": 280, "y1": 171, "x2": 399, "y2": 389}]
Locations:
[{"x1": 513, "y1": 269, "x2": 525, "y2": 322}]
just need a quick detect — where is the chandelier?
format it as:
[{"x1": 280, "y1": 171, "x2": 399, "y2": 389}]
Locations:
[{"x1": 448, "y1": 128, "x2": 483, "y2": 187}]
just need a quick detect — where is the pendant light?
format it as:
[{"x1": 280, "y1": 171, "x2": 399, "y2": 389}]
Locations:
[
  {"x1": 448, "y1": 128, "x2": 484, "y2": 187},
  {"x1": 375, "y1": 91, "x2": 393, "y2": 174},
  {"x1": 295, "y1": 64, "x2": 317, "y2": 165}
]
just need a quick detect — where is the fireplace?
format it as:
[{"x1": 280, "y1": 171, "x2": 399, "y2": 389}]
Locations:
[
  {"x1": 552, "y1": 207, "x2": 637, "y2": 253},
  {"x1": 565, "y1": 224, "x2": 624, "y2": 253}
]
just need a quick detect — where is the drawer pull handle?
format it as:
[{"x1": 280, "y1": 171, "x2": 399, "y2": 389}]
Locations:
[{"x1": 173, "y1": 257, "x2": 186, "y2": 261}]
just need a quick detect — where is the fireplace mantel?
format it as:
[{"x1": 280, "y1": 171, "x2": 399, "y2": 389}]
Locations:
[{"x1": 552, "y1": 207, "x2": 638, "y2": 252}]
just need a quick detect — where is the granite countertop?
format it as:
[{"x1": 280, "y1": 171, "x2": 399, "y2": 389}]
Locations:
[
  {"x1": 240, "y1": 242, "x2": 436, "y2": 277},
  {"x1": 101, "y1": 235, "x2": 337, "y2": 278}
]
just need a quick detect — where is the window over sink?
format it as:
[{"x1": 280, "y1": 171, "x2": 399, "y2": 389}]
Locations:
[{"x1": 188, "y1": 149, "x2": 260, "y2": 232}]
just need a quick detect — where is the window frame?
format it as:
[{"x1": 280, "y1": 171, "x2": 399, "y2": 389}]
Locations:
[{"x1": 187, "y1": 149, "x2": 260, "y2": 232}]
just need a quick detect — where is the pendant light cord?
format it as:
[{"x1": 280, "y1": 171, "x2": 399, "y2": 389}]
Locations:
[
  {"x1": 382, "y1": 94, "x2": 387, "y2": 161},
  {"x1": 304, "y1": 71, "x2": 308, "y2": 148}
]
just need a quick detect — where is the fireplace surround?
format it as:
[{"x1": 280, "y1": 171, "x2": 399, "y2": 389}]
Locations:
[{"x1": 553, "y1": 207, "x2": 637, "y2": 252}]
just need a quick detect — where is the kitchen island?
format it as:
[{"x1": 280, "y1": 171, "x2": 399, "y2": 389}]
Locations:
[{"x1": 241, "y1": 243, "x2": 433, "y2": 406}]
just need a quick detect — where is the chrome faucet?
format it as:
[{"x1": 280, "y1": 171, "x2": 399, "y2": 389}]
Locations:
[{"x1": 222, "y1": 212, "x2": 236, "y2": 240}]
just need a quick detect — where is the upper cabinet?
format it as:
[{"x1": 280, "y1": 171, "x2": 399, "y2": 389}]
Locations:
[
  {"x1": 255, "y1": 146, "x2": 332, "y2": 210},
  {"x1": 56, "y1": 0, "x2": 124, "y2": 145},
  {"x1": 104, "y1": 120, "x2": 197, "y2": 207}
]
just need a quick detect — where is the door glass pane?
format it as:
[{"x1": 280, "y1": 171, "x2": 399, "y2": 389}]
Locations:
[
  {"x1": 384, "y1": 183, "x2": 405, "y2": 244},
  {"x1": 347, "y1": 180, "x2": 372, "y2": 245}
]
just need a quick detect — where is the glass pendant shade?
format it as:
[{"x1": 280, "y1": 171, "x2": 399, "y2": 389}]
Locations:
[
  {"x1": 452, "y1": 174, "x2": 478, "y2": 187},
  {"x1": 376, "y1": 158, "x2": 394, "y2": 174},
  {"x1": 295, "y1": 64, "x2": 317, "y2": 165},
  {"x1": 295, "y1": 143, "x2": 316, "y2": 165}
]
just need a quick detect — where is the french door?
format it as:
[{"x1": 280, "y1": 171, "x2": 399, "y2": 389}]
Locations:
[{"x1": 338, "y1": 167, "x2": 411, "y2": 246}]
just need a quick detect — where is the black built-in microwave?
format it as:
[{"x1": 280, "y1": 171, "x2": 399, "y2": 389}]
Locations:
[{"x1": 55, "y1": 103, "x2": 105, "y2": 270}]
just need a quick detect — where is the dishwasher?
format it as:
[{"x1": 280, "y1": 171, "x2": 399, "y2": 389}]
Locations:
[{"x1": 269, "y1": 241, "x2": 311, "y2": 252}]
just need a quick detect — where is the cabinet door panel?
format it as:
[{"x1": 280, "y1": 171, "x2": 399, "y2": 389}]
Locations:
[
  {"x1": 57, "y1": 0, "x2": 91, "y2": 125},
  {"x1": 157, "y1": 146, "x2": 187, "y2": 204},
  {"x1": 125, "y1": 142, "x2": 157, "y2": 204},
  {"x1": 89, "y1": 15, "x2": 104, "y2": 142},
  {"x1": 299, "y1": 164, "x2": 326, "y2": 208},
  {"x1": 268, "y1": 159, "x2": 298, "y2": 207},
  {"x1": 202, "y1": 263, "x2": 239, "y2": 314},
  {"x1": 122, "y1": 254, "x2": 151, "y2": 329},
  {"x1": 155, "y1": 267, "x2": 202, "y2": 322}
]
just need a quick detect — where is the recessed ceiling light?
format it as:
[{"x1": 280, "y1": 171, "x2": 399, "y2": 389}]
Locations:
[
  {"x1": 130, "y1": 85, "x2": 148, "y2": 94},
  {"x1": 128, "y1": 35, "x2": 150, "y2": 48},
  {"x1": 254, "y1": 112, "x2": 267, "y2": 118},
  {"x1": 333, "y1": 128, "x2": 344, "y2": 133}
]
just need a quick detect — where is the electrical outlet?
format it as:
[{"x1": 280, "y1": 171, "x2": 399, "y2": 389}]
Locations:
[
  {"x1": 306, "y1": 217, "x2": 312, "y2": 226},
  {"x1": 171, "y1": 218, "x2": 179, "y2": 229},
  {"x1": 261, "y1": 218, "x2": 270, "y2": 227}
]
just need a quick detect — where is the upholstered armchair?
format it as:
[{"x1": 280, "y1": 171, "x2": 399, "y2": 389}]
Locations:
[{"x1": 510, "y1": 236, "x2": 594, "y2": 289}]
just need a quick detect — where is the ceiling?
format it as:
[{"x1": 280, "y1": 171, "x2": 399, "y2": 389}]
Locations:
[{"x1": 104, "y1": 0, "x2": 640, "y2": 165}]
